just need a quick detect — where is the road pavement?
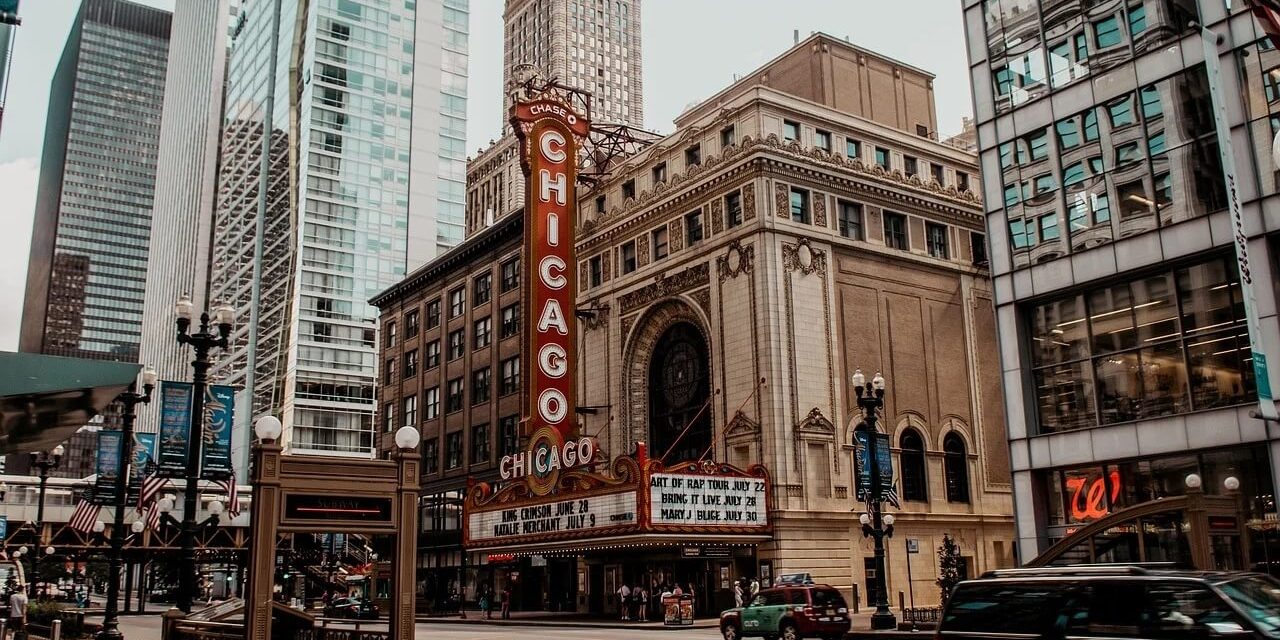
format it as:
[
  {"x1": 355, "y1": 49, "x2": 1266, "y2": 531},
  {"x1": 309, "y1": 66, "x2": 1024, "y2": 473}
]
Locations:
[{"x1": 109, "y1": 615, "x2": 726, "y2": 639}]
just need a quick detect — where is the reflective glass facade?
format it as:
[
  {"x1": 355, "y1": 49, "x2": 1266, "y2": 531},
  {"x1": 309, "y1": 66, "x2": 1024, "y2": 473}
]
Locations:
[
  {"x1": 210, "y1": 0, "x2": 466, "y2": 457},
  {"x1": 20, "y1": 0, "x2": 171, "y2": 362}
]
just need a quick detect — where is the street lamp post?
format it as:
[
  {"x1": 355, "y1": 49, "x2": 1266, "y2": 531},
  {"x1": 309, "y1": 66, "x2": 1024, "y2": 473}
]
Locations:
[
  {"x1": 173, "y1": 294, "x2": 234, "y2": 613},
  {"x1": 851, "y1": 369, "x2": 897, "y2": 631},
  {"x1": 29, "y1": 446, "x2": 64, "y2": 599},
  {"x1": 97, "y1": 369, "x2": 156, "y2": 640}
]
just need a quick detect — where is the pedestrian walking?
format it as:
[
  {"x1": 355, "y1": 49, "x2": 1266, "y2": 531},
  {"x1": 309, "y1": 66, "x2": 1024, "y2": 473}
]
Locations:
[
  {"x1": 617, "y1": 582, "x2": 631, "y2": 621},
  {"x1": 8, "y1": 589, "x2": 27, "y2": 640},
  {"x1": 637, "y1": 585, "x2": 649, "y2": 621},
  {"x1": 501, "y1": 585, "x2": 511, "y2": 619},
  {"x1": 734, "y1": 580, "x2": 743, "y2": 608},
  {"x1": 479, "y1": 587, "x2": 491, "y2": 620},
  {"x1": 749, "y1": 577, "x2": 760, "y2": 599}
]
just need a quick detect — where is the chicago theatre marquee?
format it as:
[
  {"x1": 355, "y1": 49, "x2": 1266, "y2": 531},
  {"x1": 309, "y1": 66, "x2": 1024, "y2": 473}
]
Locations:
[{"x1": 374, "y1": 34, "x2": 1014, "y2": 616}]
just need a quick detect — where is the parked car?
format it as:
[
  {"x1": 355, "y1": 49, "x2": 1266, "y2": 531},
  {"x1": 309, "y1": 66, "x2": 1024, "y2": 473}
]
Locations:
[
  {"x1": 719, "y1": 583, "x2": 850, "y2": 640},
  {"x1": 938, "y1": 565, "x2": 1280, "y2": 639},
  {"x1": 324, "y1": 596, "x2": 379, "y2": 620}
]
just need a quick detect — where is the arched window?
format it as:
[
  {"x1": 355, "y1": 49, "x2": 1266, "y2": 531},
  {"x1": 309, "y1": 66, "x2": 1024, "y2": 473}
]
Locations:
[
  {"x1": 900, "y1": 429, "x2": 927, "y2": 502},
  {"x1": 648, "y1": 322, "x2": 711, "y2": 463},
  {"x1": 944, "y1": 433, "x2": 970, "y2": 504}
]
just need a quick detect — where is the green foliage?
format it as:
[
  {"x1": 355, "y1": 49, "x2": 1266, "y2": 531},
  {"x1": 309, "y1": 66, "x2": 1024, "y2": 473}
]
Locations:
[
  {"x1": 26, "y1": 601, "x2": 87, "y2": 638},
  {"x1": 936, "y1": 534, "x2": 963, "y2": 605}
]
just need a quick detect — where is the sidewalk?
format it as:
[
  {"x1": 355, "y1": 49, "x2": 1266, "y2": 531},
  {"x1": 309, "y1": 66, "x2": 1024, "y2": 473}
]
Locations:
[{"x1": 416, "y1": 609, "x2": 719, "y2": 630}]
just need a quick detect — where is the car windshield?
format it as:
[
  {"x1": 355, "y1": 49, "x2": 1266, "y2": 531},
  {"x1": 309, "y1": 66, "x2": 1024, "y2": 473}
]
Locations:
[
  {"x1": 1217, "y1": 575, "x2": 1280, "y2": 634},
  {"x1": 812, "y1": 589, "x2": 846, "y2": 608}
]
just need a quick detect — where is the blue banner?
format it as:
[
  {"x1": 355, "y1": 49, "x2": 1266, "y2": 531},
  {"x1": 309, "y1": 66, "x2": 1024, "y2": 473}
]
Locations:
[
  {"x1": 855, "y1": 431, "x2": 894, "y2": 502},
  {"x1": 200, "y1": 385, "x2": 235, "y2": 480},
  {"x1": 158, "y1": 381, "x2": 194, "y2": 476},
  {"x1": 95, "y1": 431, "x2": 123, "y2": 505},
  {"x1": 0, "y1": 515, "x2": 8, "y2": 541}
]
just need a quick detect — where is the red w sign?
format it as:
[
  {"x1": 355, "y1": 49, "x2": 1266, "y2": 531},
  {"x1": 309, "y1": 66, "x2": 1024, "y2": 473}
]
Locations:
[{"x1": 1246, "y1": 0, "x2": 1280, "y2": 50}]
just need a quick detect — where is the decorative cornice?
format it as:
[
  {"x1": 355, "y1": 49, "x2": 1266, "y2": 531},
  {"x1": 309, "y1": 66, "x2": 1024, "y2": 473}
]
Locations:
[
  {"x1": 716, "y1": 240, "x2": 755, "y2": 283},
  {"x1": 794, "y1": 407, "x2": 836, "y2": 438},
  {"x1": 781, "y1": 237, "x2": 826, "y2": 276},
  {"x1": 617, "y1": 263, "x2": 711, "y2": 314},
  {"x1": 724, "y1": 410, "x2": 762, "y2": 439}
]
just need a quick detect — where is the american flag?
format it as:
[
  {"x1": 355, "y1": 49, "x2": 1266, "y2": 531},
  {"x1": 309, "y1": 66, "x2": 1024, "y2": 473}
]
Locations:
[
  {"x1": 884, "y1": 482, "x2": 902, "y2": 510},
  {"x1": 138, "y1": 472, "x2": 167, "y2": 513},
  {"x1": 68, "y1": 500, "x2": 101, "y2": 534},
  {"x1": 220, "y1": 473, "x2": 241, "y2": 519},
  {"x1": 144, "y1": 500, "x2": 160, "y2": 532},
  {"x1": 1247, "y1": 0, "x2": 1280, "y2": 49}
]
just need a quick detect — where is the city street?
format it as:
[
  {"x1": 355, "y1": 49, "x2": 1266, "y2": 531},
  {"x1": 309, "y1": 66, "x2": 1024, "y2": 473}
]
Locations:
[{"x1": 110, "y1": 615, "x2": 726, "y2": 639}]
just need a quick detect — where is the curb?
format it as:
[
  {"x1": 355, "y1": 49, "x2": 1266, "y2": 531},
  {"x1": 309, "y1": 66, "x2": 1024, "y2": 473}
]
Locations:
[{"x1": 414, "y1": 617, "x2": 719, "y2": 630}]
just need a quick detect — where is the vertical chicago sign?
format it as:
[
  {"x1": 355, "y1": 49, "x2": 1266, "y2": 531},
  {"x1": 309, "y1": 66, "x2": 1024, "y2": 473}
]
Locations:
[{"x1": 513, "y1": 96, "x2": 591, "y2": 495}]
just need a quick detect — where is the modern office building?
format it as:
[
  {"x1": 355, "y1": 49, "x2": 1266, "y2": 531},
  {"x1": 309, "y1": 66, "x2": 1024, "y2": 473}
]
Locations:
[
  {"x1": 136, "y1": 0, "x2": 234, "y2": 436},
  {"x1": 207, "y1": 0, "x2": 469, "y2": 457},
  {"x1": 15, "y1": 0, "x2": 170, "y2": 476},
  {"x1": 963, "y1": 0, "x2": 1280, "y2": 565}
]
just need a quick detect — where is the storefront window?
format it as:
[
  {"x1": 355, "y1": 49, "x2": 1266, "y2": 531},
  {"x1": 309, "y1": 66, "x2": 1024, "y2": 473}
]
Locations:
[{"x1": 1027, "y1": 255, "x2": 1253, "y2": 433}]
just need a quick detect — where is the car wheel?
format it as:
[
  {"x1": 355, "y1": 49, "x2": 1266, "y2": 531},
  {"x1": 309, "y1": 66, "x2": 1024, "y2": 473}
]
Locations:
[
  {"x1": 779, "y1": 622, "x2": 801, "y2": 640},
  {"x1": 721, "y1": 623, "x2": 740, "y2": 640}
]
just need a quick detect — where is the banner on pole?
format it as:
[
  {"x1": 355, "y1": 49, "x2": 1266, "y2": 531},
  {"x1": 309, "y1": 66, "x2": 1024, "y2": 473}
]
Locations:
[
  {"x1": 128, "y1": 432, "x2": 157, "y2": 505},
  {"x1": 94, "y1": 431, "x2": 123, "y2": 505},
  {"x1": 854, "y1": 431, "x2": 894, "y2": 502},
  {"x1": 1202, "y1": 28, "x2": 1279, "y2": 420},
  {"x1": 158, "y1": 381, "x2": 194, "y2": 476},
  {"x1": 201, "y1": 385, "x2": 235, "y2": 480}
]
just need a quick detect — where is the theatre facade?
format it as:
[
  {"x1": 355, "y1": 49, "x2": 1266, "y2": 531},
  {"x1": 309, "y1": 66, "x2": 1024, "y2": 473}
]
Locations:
[{"x1": 373, "y1": 33, "x2": 1015, "y2": 615}]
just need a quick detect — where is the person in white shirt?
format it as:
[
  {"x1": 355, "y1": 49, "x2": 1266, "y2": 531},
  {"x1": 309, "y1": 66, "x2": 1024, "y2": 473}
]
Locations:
[
  {"x1": 8, "y1": 590, "x2": 27, "y2": 638},
  {"x1": 617, "y1": 583, "x2": 631, "y2": 621}
]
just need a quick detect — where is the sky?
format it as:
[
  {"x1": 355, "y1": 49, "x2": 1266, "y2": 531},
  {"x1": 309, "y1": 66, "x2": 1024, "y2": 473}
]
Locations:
[{"x1": 0, "y1": 0, "x2": 973, "y2": 351}]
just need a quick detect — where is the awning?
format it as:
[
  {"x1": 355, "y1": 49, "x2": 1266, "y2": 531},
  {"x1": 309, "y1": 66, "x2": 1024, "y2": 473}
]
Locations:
[
  {"x1": 469, "y1": 533, "x2": 771, "y2": 556},
  {"x1": 0, "y1": 352, "x2": 140, "y2": 455}
]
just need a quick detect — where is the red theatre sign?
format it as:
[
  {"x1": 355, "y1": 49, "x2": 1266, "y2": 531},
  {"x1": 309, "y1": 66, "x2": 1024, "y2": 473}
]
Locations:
[{"x1": 513, "y1": 98, "x2": 591, "y2": 444}]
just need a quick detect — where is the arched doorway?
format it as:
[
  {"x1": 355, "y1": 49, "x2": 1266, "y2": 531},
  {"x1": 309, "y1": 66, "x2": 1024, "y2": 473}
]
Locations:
[{"x1": 648, "y1": 322, "x2": 711, "y2": 464}]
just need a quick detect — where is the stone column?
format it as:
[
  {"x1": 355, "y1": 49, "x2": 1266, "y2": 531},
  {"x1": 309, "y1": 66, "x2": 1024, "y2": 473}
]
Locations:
[
  {"x1": 391, "y1": 449, "x2": 421, "y2": 639},
  {"x1": 244, "y1": 441, "x2": 282, "y2": 640}
]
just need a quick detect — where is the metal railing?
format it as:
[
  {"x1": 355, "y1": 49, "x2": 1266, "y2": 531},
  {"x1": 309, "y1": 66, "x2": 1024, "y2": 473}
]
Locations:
[{"x1": 902, "y1": 606, "x2": 942, "y2": 624}]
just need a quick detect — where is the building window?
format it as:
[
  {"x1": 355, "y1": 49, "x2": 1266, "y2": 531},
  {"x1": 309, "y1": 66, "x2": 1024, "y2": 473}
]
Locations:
[
  {"x1": 446, "y1": 378, "x2": 464, "y2": 413},
  {"x1": 446, "y1": 432, "x2": 462, "y2": 469},
  {"x1": 814, "y1": 129, "x2": 831, "y2": 152},
  {"x1": 926, "y1": 222, "x2": 949, "y2": 259},
  {"x1": 426, "y1": 300, "x2": 441, "y2": 329},
  {"x1": 900, "y1": 429, "x2": 928, "y2": 502},
  {"x1": 474, "y1": 273, "x2": 492, "y2": 306},
  {"x1": 425, "y1": 340, "x2": 440, "y2": 368},
  {"x1": 473, "y1": 317, "x2": 491, "y2": 349},
  {"x1": 904, "y1": 155, "x2": 918, "y2": 177},
  {"x1": 501, "y1": 356, "x2": 520, "y2": 395},
  {"x1": 1127, "y1": 4, "x2": 1146, "y2": 35},
  {"x1": 403, "y1": 395, "x2": 417, "y2": 427},
  {"x1": 424, "y1": 386, "x2": 439, "y2": 420},
  {"x1": 726, "y1": 192, "x2": 743, "y2": 228},
  {"x1": 943, "y1": 433, "x2": 970, "y2": 504},
  {"x1": 384, "y1": 322, "x2": 396, "y2": 347},
  {"x1": 621, "y1": 241, "x2": 637, "y2": 274},
  {"x1": 883, "y1": 212, "x2": 908, "y2": 250},
  {"x1": 874, "y1": 146, "x2": 890, "y2": 169},
  {"x1": 499, "y1": 416, "x2": 518, "y2": 456},
  {"x1": 501, "y1": 304, "x2": 519, "y2": 339},
  {"x1": 404, "y1": 349, "x2": 418, "y2": 378},
  {"x1": 685, "y1": 210, "x2": 704, "y2": 245},
  {"x1": 384, "y1": 358, "x2": 396, "y2": 384},
  {"x1": 1028, "y1": 256, "x2": 1252, "y2": 434},
  {"x1": 685, "y1": 144, "x2": 701, "y2": 167},
  {"x1": 783, "y1": 119, "x2": 799, "y2": 141},
  {"x1": 622, "y1": 179, "x2": 636, "y2": 199},
  {"x1": 595, "y1": 195, "x2": 606, "y2": 214},
  {"x1": 587, "y1": 255, "x2": 603, "y2": 289},
  {"x1": 652, "y1": 162, "x2": 667, "y2": 184},
  {"x1": 471, "y1": 424, "x2": 490, "y2": 465},
  {"x1": 838, "y1": 200, "x2": 863, "y2": 240},
  {"x1": 720, "y1": 125, "x2": 735, "y2": 148},
  {"x1": 971, "y1": 232, "x2": 988, "y2": 265},
  {"x1": 957, "y1": 171, "x2": 970, "y2": 192},
  {"x1": 931, "y1": 164, "x2": 945, "y2": 185},
  {"x1": 1266, "y1": 68, "x2": 1280, "y2": 103},
  {"x1": 1094, "y1": 15, "x2": 1121, "y2": 48},
  {"x1": 652, "y1": 227, "x2": 669, "y2": 260},
  {"x1": 501, "y1": 258, "x2": 519, "y2": 292},
  {"x1": 789, "y1": 187, "x2": 810, "y2": 224},
  {"x1": 382, "y1": 402, "x2": 395, "y2": 433},
  {"x1": 448, "y1": 329, "x2": 465, "y2": 360},
  {"x1": 846, "y1": 138, "x2": 861, "y2": 160},
  {"x1": 405, "y1": 311, "x2": 419, "y2": 339},
  {"x1": 424, "y1": 438, "x2": 438, "y2": 473},
  {"x1": 472, "y1": 368, "x2": 490, "y2": 405},
  {"x1": 449, "y1": 287, "x2": 465, "y2": 318}
]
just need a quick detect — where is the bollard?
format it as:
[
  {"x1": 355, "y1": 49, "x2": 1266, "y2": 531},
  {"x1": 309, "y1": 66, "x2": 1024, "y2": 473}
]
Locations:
[
  {"x1": 851, "y1": 584, "x2": 859, "y2": 613},
  {"x1": 50, "y1": 619, "x2": 61, "y2": 640}
]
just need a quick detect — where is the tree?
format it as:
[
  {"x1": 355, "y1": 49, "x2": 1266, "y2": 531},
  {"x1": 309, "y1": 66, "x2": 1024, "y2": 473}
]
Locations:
[{"x1": 936, "y1": 534, "x2": 963, "y2": 605}]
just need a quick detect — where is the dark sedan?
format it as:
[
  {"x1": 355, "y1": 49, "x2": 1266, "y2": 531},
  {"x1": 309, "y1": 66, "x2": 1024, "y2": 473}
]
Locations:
[{"x1": 324, "y1": 596, "x2": 379, "y2": 620}]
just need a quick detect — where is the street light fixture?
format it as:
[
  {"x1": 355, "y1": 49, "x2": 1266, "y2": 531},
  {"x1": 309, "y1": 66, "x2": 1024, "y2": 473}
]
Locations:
[
  {"x1": 851, "y1": 368, "x2": 896, "y2": 631},
  {"x1": 29, "y1": 445, "x2": 64, "y2": 599},
  {"x1": 173, "y1": 294, "x2": 233, "y2": 613},
  {"x1": 98, "y1": 369, "x2": 155, "y2": 640}
]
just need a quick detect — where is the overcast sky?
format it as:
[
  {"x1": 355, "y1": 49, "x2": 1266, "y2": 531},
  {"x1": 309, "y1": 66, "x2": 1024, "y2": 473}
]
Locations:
[{"x1": 0, "y1": 0, "x2": 973, "y2": 350}]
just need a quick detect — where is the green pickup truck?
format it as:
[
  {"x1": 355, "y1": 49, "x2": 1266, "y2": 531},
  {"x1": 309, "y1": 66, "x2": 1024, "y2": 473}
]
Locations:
[{"x1": 719, "y1": 584, "x2": 851, "y2": 640}]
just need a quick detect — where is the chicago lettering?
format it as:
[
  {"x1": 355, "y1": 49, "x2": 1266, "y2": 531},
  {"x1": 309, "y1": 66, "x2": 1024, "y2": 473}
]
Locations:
[{"x1": 499, "y1": 436, "x2": 596, "y2": 480}]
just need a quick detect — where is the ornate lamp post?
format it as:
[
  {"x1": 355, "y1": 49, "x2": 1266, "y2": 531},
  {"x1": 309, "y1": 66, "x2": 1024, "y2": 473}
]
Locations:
[
  {"x1": 173, "y1": 294, "x2": 234, "y2": 613},
  {"x1": 97, "y1": 368, "x2": 156, "y2": 640},
  {"x1": 29, "y1": 445, "x2": 64, "y2": 599},
  {"x1": 851, "y1": 369, "x2": 896, "y2": 631}
]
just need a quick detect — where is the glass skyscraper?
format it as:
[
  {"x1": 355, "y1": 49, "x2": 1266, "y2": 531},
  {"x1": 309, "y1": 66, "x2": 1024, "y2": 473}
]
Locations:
[{"x1": 209, "y1": 0, "x2": 468, "y2": 457}]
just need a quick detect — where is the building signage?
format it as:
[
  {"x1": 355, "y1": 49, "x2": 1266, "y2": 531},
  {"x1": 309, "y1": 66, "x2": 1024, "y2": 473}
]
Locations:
[
  {"x1": 513, "y1": 97, "x2": 591, "y2": 443},
  {"x1": 467, "y1": 490, "x2": 637, "y2": 542},
  {"x1": 1202, "y1": 26, "x2": 1278, "y2": 420},
  {"x1": 649, "y1": 473, "x2": 767, "y2": 527},
  {"x1": 94, "y1": 430, "x2": 123, "y2": 504},
  {"x1": 499, "y1": 434, "x2": 597, "y2": 481},
  {"x1": 157, "y1": 381, "x2": 194, "y2": 476},
  {"x1": 855, "y1": 431, "x2": 893, "y2": 502},
  {"x1": 283, "y1": 494, "x2": 393, "y2": 524},
  {"x1": 200, "y1": 385, "x2": 235, "y2": 479},
  {"x1": 1064, "y1": 469, "x2": 1121, "y2": 523}
]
